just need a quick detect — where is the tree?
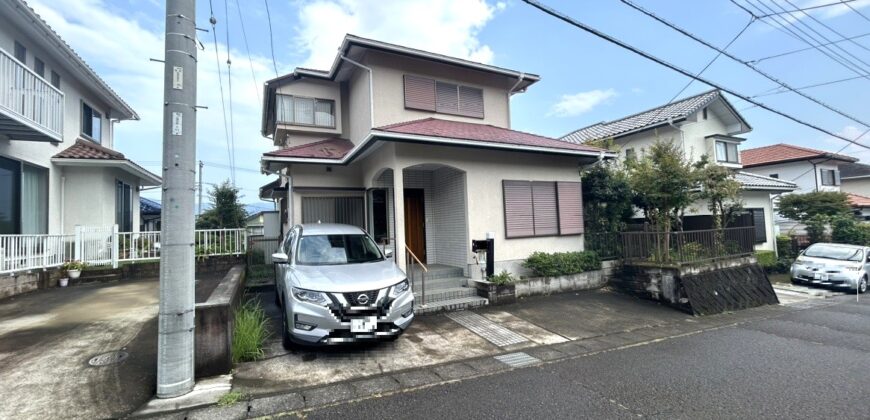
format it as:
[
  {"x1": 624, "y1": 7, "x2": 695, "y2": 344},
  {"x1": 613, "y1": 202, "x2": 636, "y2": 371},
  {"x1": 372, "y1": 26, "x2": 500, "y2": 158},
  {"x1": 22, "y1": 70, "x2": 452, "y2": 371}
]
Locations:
[
  {"x1": 196, "y1": 180, "x2": 247, "y2": 229},
  {"x1": 777, "y1": 191, "x2": 850, "y2": 223},
  {"x1": 581, "y1": 161, "x2": 633, "y2": 233},
  {"x1": 694, "y1": 156, "x2": 743, "y2": 231}
]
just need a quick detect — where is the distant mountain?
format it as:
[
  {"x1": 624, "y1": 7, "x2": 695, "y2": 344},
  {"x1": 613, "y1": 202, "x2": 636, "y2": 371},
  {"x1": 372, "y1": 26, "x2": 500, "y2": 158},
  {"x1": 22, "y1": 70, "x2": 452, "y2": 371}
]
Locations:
[
  {"x1": 245, "y1": 202, "x2": 276, "y2": 215},
  {"x1": 138, "y1": 198, "x2": 275, "y2": 216}
]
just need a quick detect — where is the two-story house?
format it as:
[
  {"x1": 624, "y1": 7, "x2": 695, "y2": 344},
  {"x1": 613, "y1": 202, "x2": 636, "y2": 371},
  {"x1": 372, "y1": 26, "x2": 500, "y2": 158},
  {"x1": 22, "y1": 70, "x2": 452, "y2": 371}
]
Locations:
[
  {"x1": 560, "y1": 89, "x2": 797, "y2": 252},
  {"x1": 259, "y1": 34, "x2": 615, "y2": 289},
  {"x1": 740, "y1": 143, "x2": 856, "y2": 234},
  {"x1": 0, "y1": 0, "x2": 159, "y2": 236}
]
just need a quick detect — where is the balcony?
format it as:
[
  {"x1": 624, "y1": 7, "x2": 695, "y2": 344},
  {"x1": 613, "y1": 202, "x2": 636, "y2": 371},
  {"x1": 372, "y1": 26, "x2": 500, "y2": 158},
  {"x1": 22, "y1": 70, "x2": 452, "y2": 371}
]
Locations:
[{"x1": 0, "y1": 48, "x2": 64, "y2": 142}]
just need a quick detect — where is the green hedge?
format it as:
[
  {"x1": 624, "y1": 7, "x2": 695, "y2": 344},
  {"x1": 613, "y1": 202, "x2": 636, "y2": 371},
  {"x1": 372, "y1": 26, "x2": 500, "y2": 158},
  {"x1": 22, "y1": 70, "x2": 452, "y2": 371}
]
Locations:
[
  {"x1": 756, "y1": 250, "x2": 792, "y2": 274},
  {"x1": 523, "y1": 251, "x2": 601, "y2": 277},
  {"x1": 755, "y1": 251, "x2": 776, "y2": 267}
]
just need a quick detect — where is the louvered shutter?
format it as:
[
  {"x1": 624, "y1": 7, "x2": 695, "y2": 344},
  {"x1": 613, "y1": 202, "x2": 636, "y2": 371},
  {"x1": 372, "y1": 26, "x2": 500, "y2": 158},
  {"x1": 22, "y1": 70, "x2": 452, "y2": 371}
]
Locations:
[
  {"x1": 458, "y1": 85, "x2": 484, "y2": 118},
  {"x1": 404, "y1": 75, "x2": 436, "y2": 111},
  {"x1": 532, "y1": 181, "x2": 558, "y2": 236},
  {"x1": 435, "y1": 81, "x2": 459, "y2": 114},
  {"x1": 503, "y1": 181, "x2": 534, "y2": 238},
  {"x1": 834, "y1": 170, "x2": 841, "y2": 186},
  {"x1": 750, "y1": 208, "x2": 766, "y2": 243},
  {"x1": 557, "y1": 182, "x2": 584, "y2": 235}
]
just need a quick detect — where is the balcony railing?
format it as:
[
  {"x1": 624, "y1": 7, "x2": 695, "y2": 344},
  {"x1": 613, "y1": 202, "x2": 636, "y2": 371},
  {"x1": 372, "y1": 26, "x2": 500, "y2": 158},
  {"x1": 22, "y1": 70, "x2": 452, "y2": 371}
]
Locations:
[{"x1": 0, "y1": 48, "x2": 64, "y2": 141}]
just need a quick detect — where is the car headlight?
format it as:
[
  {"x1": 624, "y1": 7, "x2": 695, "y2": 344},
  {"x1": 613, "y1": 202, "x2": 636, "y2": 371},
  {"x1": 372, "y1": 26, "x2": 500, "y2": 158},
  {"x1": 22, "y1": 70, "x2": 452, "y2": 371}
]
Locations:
[
  {"x1": 389, "y1": 279, "x2": 410, "y2": 298},
  {"x1": 292, "y1": 287, "x2": 328, "y2": 305}
]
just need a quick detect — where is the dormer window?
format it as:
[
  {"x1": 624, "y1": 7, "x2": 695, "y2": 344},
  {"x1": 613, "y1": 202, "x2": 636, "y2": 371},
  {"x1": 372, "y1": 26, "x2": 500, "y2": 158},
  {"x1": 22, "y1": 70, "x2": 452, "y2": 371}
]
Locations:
[
  {"x1": 276, "y1": 94, "x2": 335, "y2": 128},
  {"x1": 404, "y1": 75, "x2": 484, "y2": 118},
  {"x1": 715, "y1": 140, "x2": 739, "y2": 164}
]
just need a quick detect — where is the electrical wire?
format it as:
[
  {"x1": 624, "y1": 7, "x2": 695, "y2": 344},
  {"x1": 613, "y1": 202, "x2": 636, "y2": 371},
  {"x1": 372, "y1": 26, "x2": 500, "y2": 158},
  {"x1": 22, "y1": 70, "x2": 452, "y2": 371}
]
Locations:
[
  {"x1": 785, "y1": 126, "x2": 870, "y2": 183},
  {"x1": 234, "y1": 0, "x2": 261, "y2": 105},
  {"x1": 223, "y1": 0, "x2": 237, "y2": 185},
  {"x1": 842, "y1": 0, "x2": 870, "y2": 23},
  {"x1": 751, "y1": 74, "x2": 865, "y2": 98},
  {"x1": 520, "y1": 0, "x2": 870, "y2": 152},
  {"x1": 619, "y1": 0, "x2": 870, "y2": 129},
  {"x1": 754, "y1": 0, "x2": 857, "y2": 17},
  {"x1": 747, "y1": 31, "x2": 870, "y2": 64},
  {"x1": 781, "y1": 0, "x2": 870, "y2": 55},
  {"x1": 264, "y1": 0, "x2": 280, "y2": 77},
  {"x1": 207, "y1": 0, "x2": 236, "y2": 187}
]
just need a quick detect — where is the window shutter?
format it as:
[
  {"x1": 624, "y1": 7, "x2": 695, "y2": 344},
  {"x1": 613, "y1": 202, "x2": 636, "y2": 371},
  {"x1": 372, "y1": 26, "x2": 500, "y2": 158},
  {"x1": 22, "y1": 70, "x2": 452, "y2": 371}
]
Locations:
[
  {"x1": 834, "y1": 170, "x2": 841, "y2": 186},
  {"x1": 458, "y1": 85, "x2": 484, "y2": 118},
  {"x1": 503, "y1": 181, "x2": 534, "y2": 238},
  {"x1": 435, "y1": 81, "x2": 459, "y2": 114},
  {"x1": 532, "y1": 181, "x2": 558, "y2": 236},
  {"x1": 404, "y1": 75, "x2": 436, "y2": 111},
  {"x1": 557, "y1": 182, "x2": 583, "y2": 235},
  {"x1": 750, "y1": 208, "x2": 766, "y2": 243}
]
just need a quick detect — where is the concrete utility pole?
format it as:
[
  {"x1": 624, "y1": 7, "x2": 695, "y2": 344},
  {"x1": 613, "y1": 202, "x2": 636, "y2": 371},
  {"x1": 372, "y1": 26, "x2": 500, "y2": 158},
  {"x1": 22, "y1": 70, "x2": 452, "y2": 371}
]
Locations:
[
  {"x1": 198, "y1": 160, "x2": 203, "y2": 215},
  {"x1": 157, "y1": 0, "x2": 197, "y2": 398}
]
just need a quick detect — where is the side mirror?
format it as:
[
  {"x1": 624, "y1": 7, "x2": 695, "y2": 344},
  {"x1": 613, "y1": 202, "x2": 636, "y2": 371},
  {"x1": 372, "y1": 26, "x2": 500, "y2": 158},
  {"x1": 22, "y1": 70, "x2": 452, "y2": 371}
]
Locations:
[
  {"x1": 384, "y1": 249, "x2": 393, "y2": 258},
  {"x1": 272, "y1": 252, "x2": 289, "y2": 264}
]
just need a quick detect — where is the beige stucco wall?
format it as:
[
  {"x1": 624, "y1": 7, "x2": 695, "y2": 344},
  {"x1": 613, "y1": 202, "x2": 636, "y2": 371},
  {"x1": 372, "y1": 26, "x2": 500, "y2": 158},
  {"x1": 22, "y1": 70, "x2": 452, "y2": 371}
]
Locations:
[
  {"x1": 841, "y1": 177, "x2": 870, "y2": 197},
  {"x1": 275, "y1": 78, "x2": 344, "y2": 141},
  {"x1": 687, "y1": 190, "x2": 777, "y2": 252},
  {"x1": 60, "y1": 166, "x2": 140, "y2": 235}
]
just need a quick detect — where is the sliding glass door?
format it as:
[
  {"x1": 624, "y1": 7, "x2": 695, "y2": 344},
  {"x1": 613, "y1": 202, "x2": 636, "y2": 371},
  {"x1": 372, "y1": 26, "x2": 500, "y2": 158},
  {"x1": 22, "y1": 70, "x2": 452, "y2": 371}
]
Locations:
[
  {"x1": 0, "y1": 157, "x2": 20, "y2": 234},
  {"x1": 0, "y1": 156, "x2": 48, "y2": 234}
]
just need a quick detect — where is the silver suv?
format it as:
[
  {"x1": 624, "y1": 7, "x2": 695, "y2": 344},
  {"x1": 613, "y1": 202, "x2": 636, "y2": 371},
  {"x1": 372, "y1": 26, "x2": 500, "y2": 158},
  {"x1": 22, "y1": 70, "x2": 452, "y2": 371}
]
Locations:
[{"x1": 272, "y1": 223, "x2": 414, "y2": 347}]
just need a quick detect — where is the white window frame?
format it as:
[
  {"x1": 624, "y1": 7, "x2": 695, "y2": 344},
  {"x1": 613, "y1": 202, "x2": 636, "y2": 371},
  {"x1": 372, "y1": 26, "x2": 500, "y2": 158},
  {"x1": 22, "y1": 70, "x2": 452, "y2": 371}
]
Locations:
[
  {"x1": 715, "y1": 140, "x2": 739, "y2": 164},
  {"x1": 276, "y1": 94, "x2": 336, "y2": 129}
]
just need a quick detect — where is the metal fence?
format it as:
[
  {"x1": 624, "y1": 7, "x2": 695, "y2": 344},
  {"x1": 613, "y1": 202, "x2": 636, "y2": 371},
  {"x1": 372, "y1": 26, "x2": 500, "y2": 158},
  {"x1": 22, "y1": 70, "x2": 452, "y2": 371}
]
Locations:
[
  {"x1": 584, "y1": 231, "x2": 622, "y2": 260},
  {"x1": 0, "y1": 47, "x2": 64, "y2": 140},
  {"x1": 0, "y1": 226, "x2": 247, "y2": 274},
  {"x1": 246, "y1": 235, "x2": 281, "y2": 283},
  {"x1": 621, "y1": 226, "x2": 756, "y2": 264}
]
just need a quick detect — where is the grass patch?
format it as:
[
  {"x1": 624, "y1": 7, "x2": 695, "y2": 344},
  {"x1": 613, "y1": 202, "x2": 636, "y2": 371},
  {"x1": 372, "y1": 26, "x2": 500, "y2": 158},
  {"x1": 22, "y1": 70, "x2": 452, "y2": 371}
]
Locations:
[
  {"x1": 217, "y1": 391, "x2": 244, "y2": 406},
  {"x1": 232, "y1": 298, "x2": 270, "y2": 363}
]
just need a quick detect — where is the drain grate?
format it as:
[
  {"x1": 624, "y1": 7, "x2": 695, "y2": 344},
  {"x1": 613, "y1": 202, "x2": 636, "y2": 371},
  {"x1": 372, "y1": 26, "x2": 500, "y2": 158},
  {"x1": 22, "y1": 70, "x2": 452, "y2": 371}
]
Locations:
[
  {"x1": 446, "y1": 311, "x2": 528, "y2": 347},
  {"x1": 494, "y1": 352, "x2": 540, "y2": 368},
  {"x1": 88, "y1": 351, "x2": 129, "y2": 366}
]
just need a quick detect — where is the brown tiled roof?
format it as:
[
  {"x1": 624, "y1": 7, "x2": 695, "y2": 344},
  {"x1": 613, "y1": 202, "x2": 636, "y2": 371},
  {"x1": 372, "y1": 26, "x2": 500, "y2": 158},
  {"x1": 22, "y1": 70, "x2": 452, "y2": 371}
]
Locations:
[
  {"x1": 53, "y1": 139, "x2": 126, "y2": 159},
  {"x1": 740, "y1": 143, "x2": 857, "y2": 167},
  {"x1": 848, "y1": 193, "x2": 870, "y2": 208},
  {"x1": 376, "y1": 118, "x2": 606, "y2": 153},
  {"x1": 264, "y1": 137, "x2": 354, "y2": 160}
]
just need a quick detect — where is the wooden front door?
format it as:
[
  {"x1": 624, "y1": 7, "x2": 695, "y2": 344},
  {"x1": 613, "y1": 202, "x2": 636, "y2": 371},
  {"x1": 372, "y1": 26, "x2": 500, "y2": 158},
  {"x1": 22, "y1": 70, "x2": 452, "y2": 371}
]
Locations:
[{"x1": 403, "y1": 189, "x2": 427, "y2": 263}]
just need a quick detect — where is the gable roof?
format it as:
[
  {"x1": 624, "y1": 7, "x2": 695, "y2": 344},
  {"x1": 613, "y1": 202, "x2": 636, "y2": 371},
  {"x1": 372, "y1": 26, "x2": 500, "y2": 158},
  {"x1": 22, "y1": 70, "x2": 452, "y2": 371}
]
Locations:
[
  {"x1": 740, "y1": 143, "x2": 857, "y2": 168},
  {"x1": 560, "y1": 90, "x2": 749, "y2": 144},
  {"x1": 53, "y1": 138, "x2": 125, "y2": 159},
  {"x1": 735, "y1": 171, "x2": 797, "y2": 191},
  {"x1": 52, "y1": 139, "x2": 161, "y2": 185},
  {"x1": 376, "y1": 118, "x2": 607, "y2": 153},
  {"x1": 263, "y1": 137, "x2": 355, "y2": 160},
  {"x1": 839, "y1": 162, "x2": 870, "y2": 179},
  {"x1": 4, "y1": 0, "x2": 137, "y2": 120}
]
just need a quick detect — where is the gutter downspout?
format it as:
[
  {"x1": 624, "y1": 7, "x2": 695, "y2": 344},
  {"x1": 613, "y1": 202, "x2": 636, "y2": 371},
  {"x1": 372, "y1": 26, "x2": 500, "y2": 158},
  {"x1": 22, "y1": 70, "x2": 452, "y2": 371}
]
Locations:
[
  {"x1": 508, "y1": 72, "x2": 525, "y2": 96},
  {"x1": 812, "y1": 161, "x2": 819, "y2": 191},
  {"x1": 667, "y1": 117, "x2": 686, "y2": 154},
  {"x1": 60, "y1": 175, "x2": 65, "y2": 235},
  {"x1": 339, "y1": 55, "x2": 374, "y2": 128}
]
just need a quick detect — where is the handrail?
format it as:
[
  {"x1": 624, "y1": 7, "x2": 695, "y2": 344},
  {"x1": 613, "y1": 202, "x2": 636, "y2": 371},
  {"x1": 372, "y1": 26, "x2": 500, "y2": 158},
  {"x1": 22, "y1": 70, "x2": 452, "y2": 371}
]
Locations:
[
  {"x1": 0, "y1": 47, "x2": 64, "y2": 95},
  {"x1": 404, "y1": 244, "x2": 428, "y2": 305},
  {"x1": 404, "y1": 244, "x2": 428, "y2": 272}
]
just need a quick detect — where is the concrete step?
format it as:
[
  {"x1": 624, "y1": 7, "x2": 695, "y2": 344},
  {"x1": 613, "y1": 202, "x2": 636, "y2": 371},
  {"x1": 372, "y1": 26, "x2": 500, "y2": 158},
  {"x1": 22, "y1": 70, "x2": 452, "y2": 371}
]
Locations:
[
  {"x1": 411, "y1": 265, "x2": 464, "y2": 280},
  {"x1": 412, "y1": 276, "x2": 468, "y2": 290},
  {"x1": 414, "y1": 286, "x2": 478, "y2": 303},
  {"x1": 70, "y1": 273, "x2": 121, "y2": 285},
  {"x1": 416, "y1": 296, "x2": 488, "y2": 315}
]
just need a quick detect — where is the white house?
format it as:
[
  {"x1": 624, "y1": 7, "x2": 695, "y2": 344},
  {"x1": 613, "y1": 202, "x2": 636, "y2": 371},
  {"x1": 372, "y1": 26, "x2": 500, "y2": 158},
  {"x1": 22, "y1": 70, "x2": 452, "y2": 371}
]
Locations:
[
  {"x1": 740, "y1": 143, "x2": 856, "y2": 234},
  {"x1": 839, "y1": 162, "x2": 870, "y2": 197},
  {"x1": 259, "y1": 34, "x2": 616, "y2": 290},
  {"x1": 0, "y1": 0, "x2": 160, "y2": 236},
  {"x1": 561, "y1": 89, "x2": 797, "y2": 252}
]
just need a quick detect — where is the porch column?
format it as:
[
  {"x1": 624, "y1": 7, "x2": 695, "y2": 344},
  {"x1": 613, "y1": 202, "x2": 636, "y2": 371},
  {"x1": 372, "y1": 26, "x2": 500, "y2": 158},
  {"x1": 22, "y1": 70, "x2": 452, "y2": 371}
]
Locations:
[{"x1": 393, "y1": 167, "x2": 407, "y2": 269}]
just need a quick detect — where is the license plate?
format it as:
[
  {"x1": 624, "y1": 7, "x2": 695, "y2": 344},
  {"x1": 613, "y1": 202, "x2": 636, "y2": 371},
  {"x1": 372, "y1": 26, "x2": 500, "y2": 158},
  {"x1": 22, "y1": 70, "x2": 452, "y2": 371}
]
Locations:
[
  {"x1": 351, "y1": 316, "x2": 377, "y2": 333},
  {"x1": 814, "y1": 273, "x2": 821, "y2": 280}
]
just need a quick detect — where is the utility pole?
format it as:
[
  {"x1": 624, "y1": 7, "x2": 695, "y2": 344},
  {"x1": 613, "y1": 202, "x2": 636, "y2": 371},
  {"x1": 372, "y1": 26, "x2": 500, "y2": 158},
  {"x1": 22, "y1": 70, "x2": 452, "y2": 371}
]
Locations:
[
  {"x1": 157, "y1": 0, "x2": 197, "y2": 398},
  {"x1": 198, "y1": 160, "x2": 203, "y2": 215}
]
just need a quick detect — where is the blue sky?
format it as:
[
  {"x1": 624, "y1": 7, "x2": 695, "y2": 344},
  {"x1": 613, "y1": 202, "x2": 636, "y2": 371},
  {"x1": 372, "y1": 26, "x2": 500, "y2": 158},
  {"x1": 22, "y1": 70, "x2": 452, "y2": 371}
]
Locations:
[{"x1": 29, "y1": 0, "x2": 870, "y2": 205}]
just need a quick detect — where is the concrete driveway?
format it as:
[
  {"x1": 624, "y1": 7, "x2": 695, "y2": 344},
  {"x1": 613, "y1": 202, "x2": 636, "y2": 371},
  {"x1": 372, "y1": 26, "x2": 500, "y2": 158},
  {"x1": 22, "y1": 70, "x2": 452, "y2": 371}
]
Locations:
[{"x1": 0, "y1": 278, "x2": 159, "y2": 420}]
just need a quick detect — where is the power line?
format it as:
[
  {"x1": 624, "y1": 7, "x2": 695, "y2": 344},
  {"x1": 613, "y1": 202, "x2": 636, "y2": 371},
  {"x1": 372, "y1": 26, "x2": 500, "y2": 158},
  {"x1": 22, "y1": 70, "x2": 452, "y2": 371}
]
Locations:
[
  {"x1": 751, "y1": 74, "x2": 865, "y2": 98},
  {"x1": 207, "y1": 0, "x2": 236, "y2": 186},
  {"x1": 619, "y1": 0, "x2": 870, "y2": 129},
  {"x1": 782, "y1": 0, "x2": 870, "y2": 55},
  {"x1": 787, "y1": 126, "x2": 870, "y2": 183},
  {"x1": 520, "y1": 0, "x2": 870, "y2": 152},
  {"x1": 753, "y1": 0, "x2": 857, "y2": 17},
  {"x1": 747, "y1": 31, "x2": 870, "y2": 64},
  {"x1": 223, "y1": 0, "x2": 237, "y2": 185},
  {"x1": 233, "y1": 0, "x2": 261, "y2": 105},
  {"x1": 842, "y1": 0, "x2": 870, "y2": 23},
  {"x1": 264, "y1": 0, "x2": 279, "y2": 77}
]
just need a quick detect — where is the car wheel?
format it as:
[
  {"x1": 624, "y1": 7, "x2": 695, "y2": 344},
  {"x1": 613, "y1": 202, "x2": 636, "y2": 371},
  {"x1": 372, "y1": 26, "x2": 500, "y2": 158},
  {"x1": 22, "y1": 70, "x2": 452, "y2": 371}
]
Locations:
[
  {"x1": 859, "y1": 276, "x2": 868, "y2": 294},
  {"x1": 790, "y1": 278, "x2": 800, "y2": 285},
  {"x1": 281, "y1": 312, "x2": 293, "y2": 350}
]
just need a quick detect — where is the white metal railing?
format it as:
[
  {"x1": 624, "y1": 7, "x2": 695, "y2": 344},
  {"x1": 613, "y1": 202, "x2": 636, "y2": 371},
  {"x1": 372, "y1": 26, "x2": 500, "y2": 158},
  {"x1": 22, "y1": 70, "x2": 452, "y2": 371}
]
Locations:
[
  {"x1": 0, "y1": 234, "x2": 74, "y2": 274},
  {"x1": 0, "y1": 48, "x2": 64, "y2": 140},
  {"x1": 0, "y1": 227, "x2": 246, "y2": 275}
]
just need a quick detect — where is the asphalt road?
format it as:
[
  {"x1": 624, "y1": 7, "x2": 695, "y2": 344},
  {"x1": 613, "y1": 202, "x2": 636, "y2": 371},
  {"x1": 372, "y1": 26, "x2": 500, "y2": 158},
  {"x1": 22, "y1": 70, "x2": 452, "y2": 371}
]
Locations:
[{"x1": 303, "y1": 296, "x2": 870, "y2": 420}]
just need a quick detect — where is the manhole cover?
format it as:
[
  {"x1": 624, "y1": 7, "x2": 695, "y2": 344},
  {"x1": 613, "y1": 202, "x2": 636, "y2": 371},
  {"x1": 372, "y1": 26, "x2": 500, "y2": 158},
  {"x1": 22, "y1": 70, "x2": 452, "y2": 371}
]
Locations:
[{"x1": 88, "y1": 351, "x2": 129, "y2": 366}]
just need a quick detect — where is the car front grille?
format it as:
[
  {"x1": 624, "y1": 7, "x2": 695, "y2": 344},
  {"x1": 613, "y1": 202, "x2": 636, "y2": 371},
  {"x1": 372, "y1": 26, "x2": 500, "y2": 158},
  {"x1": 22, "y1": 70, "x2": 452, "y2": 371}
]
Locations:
[{"x1": 343, "y1": 290, "x2": 379, "y2": 306}]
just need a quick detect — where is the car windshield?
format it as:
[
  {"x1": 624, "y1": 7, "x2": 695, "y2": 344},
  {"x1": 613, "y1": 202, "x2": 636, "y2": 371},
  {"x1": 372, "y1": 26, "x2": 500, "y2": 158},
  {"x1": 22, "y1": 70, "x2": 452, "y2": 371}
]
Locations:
[
  {"x1": 804, "y1": 244, "x2": 863, "y2": 262},
  {"x1": 296, "y1": 234, "x2": 384, "y2": 265}
]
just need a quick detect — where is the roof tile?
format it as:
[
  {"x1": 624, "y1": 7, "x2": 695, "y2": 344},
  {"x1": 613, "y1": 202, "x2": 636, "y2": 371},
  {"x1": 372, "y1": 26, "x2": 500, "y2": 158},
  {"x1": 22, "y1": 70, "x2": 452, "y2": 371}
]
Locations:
[
  {"x1": 735, "y1": 171, "x2": 797, "y2": 191},
  {"x1": 263, "y1": 137, "x2": 354, "y2": 160},
  {"x1": 740, "y1": 143, "x2": 857, "y2": 167},
  {"x1": 847, "y1": 193, "x2": 870, "y2": 207},
  {"x1": 53, "y1": 139, "x2": 126, "y2": 159}
]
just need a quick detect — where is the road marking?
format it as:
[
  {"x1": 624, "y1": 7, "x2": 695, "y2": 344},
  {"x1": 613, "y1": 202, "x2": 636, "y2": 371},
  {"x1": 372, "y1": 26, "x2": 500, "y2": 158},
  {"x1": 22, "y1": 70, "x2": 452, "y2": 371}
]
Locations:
[
  {"x1": 446, "y1": 311, "x2": 529, "y2": 347},
  {"x1": 494, "y1": 352, "x2": 540, "y2": 368}
]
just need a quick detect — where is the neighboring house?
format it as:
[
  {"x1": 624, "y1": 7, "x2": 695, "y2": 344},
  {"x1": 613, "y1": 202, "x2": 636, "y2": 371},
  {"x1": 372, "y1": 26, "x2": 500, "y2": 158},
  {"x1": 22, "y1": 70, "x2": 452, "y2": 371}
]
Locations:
[
  {"x1": 140, "y1": 197, "x2": 161, "y2": 231},
  {"x1": 246, "y1": 210, "x2": 280, "y2": 238},
  {"x1": 561, "y1": 89, "x2": 797, "y2": 252},
  {"x1": 838, "y1": 161, "x2": 870, "y2": 197},
  {"x1": 0, "y1": 0, "x2": 160, "y2": 235},
  {"x1": 740, "y1": 144, "x2": 856, "y2": 235},
  {"x1": 846, "y1": 193, "x2": 870, "y2": 222},
  {"x1": 259, "y1": 34, "x2": 615, "y2": 278}
]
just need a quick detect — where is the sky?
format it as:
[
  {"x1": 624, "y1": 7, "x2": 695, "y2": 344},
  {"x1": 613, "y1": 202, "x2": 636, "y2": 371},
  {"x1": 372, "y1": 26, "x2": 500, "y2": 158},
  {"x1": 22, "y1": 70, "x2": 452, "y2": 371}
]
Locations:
[{"x1": 27, "y1": 0, "x2": 870, "y2": 207}]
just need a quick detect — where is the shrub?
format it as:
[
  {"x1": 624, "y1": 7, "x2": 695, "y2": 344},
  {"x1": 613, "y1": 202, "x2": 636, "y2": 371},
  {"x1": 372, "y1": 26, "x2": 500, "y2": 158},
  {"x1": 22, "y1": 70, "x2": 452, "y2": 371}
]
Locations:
[
  {"x1": 756, "y1": 250, "x2": 792, "y2": 274},
  {"x1": 523, "y1": 251, "x2": 601, "y2": 277},
  {"x1": 248, "y1": 248, "x2": 266, "y2": 265},
  {"x1": 232, "y1": 299, "x2": 270, "y2": 363},
  {"x1": 756, "y1": 251, "x2": 776, "y2": 267},
  {"x1": 830, "y1": 216, "x2": 870, "y2": 246},
  {"x1": 776, "y1": 235, "x2": 795, "y2": 259},
  {"x1": 488, "y1": 270, "x2": 516, "y2": 285},
  {"x1": 61, "y1": 260, "x2": 86, "y2": 271},
  {"x1": 806, "y1": 215, "x2": 828, "y2": 244}
]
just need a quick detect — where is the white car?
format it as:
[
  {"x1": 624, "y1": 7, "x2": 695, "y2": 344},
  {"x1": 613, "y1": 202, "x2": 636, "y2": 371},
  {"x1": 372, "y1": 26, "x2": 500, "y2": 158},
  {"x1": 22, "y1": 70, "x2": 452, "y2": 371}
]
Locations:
[
  {"x1": 272, "y1": 223, "x2": 414, "y2": 347},
  {"x1": 791, "y1": 243, "x2": 869, "y2": 294}
]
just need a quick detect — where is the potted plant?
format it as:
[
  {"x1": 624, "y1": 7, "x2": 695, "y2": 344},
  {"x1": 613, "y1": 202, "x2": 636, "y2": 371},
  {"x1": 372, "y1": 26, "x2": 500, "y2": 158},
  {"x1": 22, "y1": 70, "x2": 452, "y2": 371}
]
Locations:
[{"x1": 62, "y1": 260, "x2": 86, "y2": 280}]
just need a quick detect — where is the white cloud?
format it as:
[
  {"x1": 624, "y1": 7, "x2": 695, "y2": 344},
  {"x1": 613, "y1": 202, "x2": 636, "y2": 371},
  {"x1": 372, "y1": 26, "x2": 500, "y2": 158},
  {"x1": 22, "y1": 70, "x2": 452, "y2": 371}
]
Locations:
[
  {"x1": 294, "y1": 0, "x2": 502, "y2": 69},
  {"x1": 28, "y1": 0, "x2": 279, "y2": 200},
  {"x1": 548, "y1": 89, "x2": 618, "y2": 117}
]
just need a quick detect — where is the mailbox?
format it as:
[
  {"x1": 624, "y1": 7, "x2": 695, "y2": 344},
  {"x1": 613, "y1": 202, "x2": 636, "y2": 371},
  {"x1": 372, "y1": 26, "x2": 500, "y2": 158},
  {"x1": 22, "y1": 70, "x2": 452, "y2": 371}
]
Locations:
[{"x1": 472, "y1": 235, "x2": 494, "y2": 278}]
